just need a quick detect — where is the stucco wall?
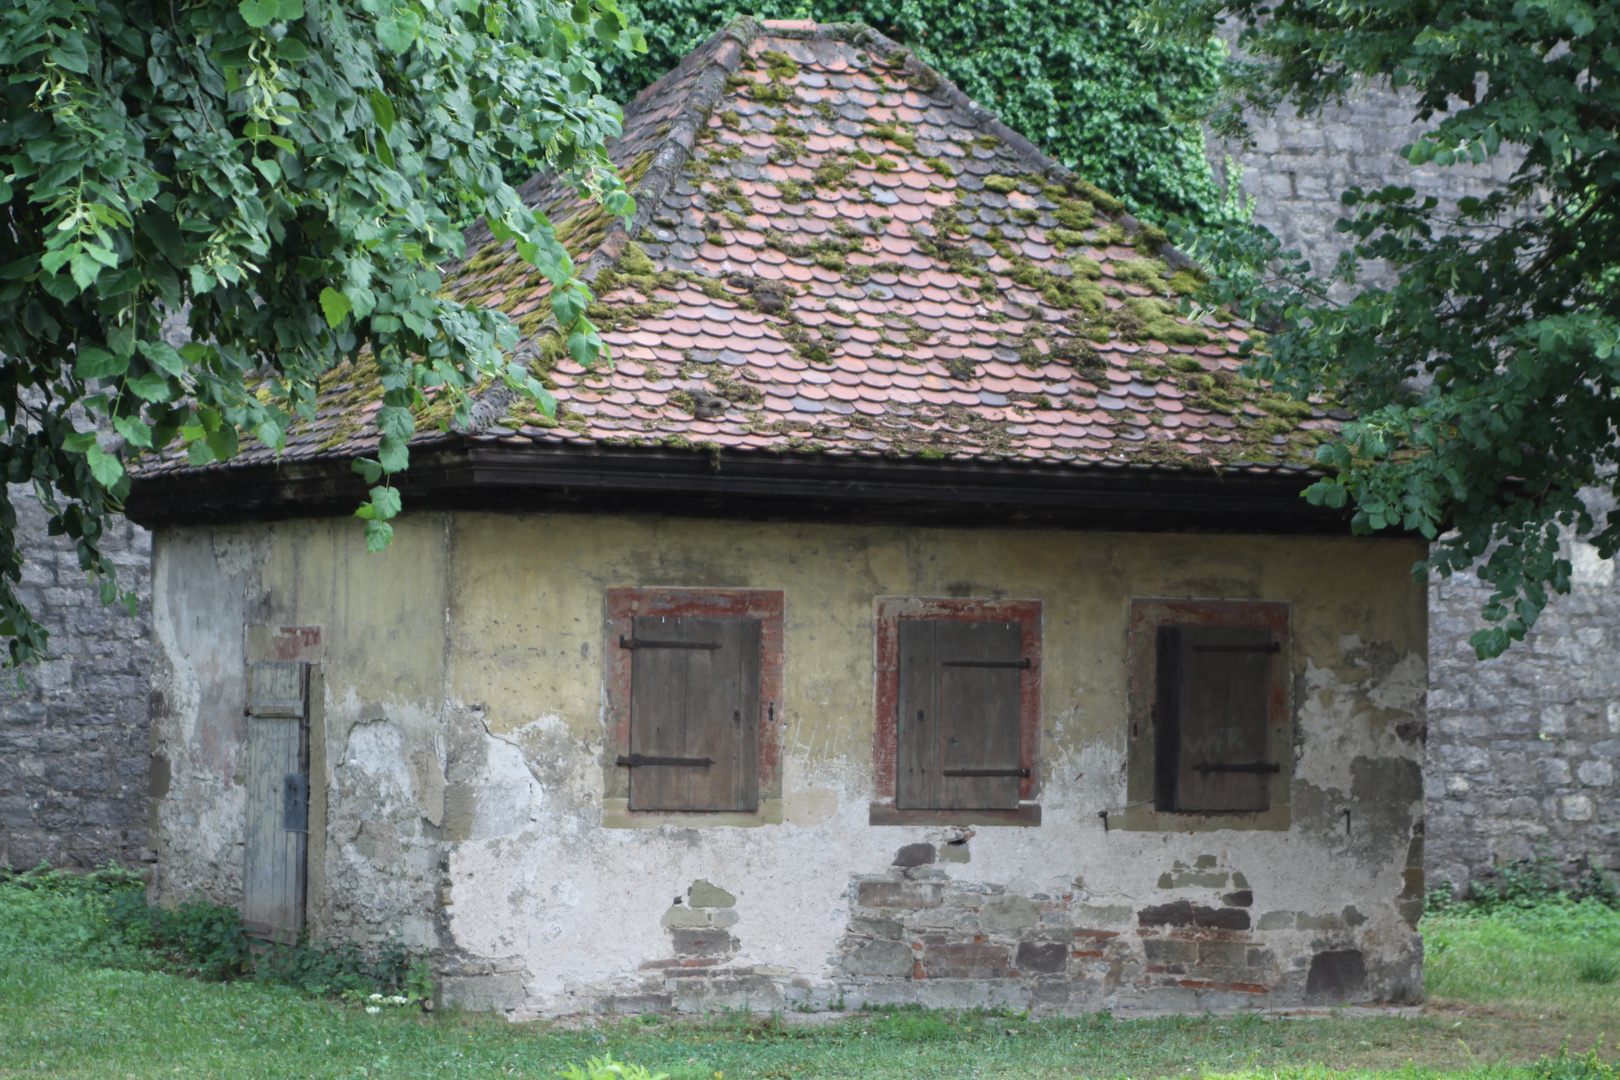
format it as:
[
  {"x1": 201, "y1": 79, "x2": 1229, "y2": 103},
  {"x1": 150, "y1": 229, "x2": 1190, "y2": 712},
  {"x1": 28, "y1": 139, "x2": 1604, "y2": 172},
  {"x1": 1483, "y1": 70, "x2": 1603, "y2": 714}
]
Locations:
[{"x1": 150, "y1": 511, "x2": 1427, "y2": 1016}]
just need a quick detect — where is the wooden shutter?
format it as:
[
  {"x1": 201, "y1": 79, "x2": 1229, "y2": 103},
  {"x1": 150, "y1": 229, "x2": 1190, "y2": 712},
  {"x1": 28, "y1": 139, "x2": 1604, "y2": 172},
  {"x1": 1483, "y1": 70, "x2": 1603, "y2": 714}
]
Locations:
[
  {"x1": 1156, "y1": 625, "x2": 1275, "y2": 812},
  {"x1": 897, "y1": 619, "x2": 1024, "y2": 810},
  {"x1": 627, "y1": 615, "x2": 761, "y2": 812},
  {"x1": 243, "y1": 661, "x2": 308, "y2": 943}
]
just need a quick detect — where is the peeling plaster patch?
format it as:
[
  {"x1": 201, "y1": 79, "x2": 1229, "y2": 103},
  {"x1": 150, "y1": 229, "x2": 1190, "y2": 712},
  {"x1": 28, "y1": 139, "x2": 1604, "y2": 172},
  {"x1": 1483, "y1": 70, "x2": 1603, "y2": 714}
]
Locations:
[
  {"x1": 408, "y1": 748, "x2": 446, "y2": 827},
  {"x1": 1365, "y1": 652, "x2": 1427, "y2": 713},
  {"x1": 780, "y1": 751, "x2": 835, "y2": 829},
  {"x1": 1296, "y1": 649, "x2": 1426, "y2": 796}
]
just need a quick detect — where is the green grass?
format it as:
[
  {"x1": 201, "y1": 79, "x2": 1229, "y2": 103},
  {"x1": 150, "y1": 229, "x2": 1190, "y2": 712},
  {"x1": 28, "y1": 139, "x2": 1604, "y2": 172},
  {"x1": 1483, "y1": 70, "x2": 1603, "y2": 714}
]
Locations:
[
  {"x1": 2, "y1": 871, "x2": 1618, "y2": 1080},
  {"x1": 1424, "y1": 897, "x2": 1620, "y2": 1024}
]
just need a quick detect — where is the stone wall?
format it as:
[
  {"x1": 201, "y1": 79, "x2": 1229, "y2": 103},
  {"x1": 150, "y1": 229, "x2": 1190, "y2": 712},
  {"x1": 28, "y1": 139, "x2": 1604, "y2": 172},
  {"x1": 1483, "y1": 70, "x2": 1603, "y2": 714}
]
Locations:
[
  {"x1": 1212, "y1": 76, "x2": 1515, "y2": 291},
  {"x1": 0, "y1": 488, "x2": 153, "y2": 871},
  {"x1": 1425, "y1": 505, "x2": 1620, "y2": 893},
  {"x1": 1216, "y1": 89, "x2": 1620, "y2": 891}
]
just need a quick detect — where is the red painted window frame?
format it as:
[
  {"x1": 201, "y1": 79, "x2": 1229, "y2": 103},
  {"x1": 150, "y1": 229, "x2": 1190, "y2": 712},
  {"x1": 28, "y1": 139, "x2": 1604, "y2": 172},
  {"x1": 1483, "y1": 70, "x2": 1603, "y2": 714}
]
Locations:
[
  {"x1": 870, "y1": 596, "x2": 1043, "y2": 826},
  {"x1": 604, "y1": 587, "x2": 785, "y2": 815}
]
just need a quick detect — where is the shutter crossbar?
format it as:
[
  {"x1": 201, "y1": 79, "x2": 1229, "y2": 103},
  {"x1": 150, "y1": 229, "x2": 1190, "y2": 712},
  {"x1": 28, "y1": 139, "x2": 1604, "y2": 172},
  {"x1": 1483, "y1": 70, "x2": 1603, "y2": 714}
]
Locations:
[
  {"x1": 617, "y1": 753, "x2": 714, "y2": 768},
  {"x1": 1191, "y1": 641, "x2": 1280, "y2": 654},
  {"x1": 620, "y1": 636, "x2": 720, "y2": 650},
  {"x1": 943, "y1": 767, "x2": 1031, "y2": 778},
  {"x1": 1192, "y1": 760, "x2": 1280, "y2": 775},
  {"x1": 941, "y1": 658, "x2": 1031, "y2": 669}
]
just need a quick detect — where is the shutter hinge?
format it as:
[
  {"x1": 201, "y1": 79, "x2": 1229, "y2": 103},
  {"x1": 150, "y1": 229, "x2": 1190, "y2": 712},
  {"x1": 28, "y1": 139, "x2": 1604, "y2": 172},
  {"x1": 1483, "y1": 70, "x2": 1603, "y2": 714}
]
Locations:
[
  {"x1": 616, "y1": 753, "x2": 714, "y2": 768},
  {"x1": 619, "y1": 636, "x2": 720, "y2": 650},
  {"x1": 941, "y1": 657, "x2": 1031, "y2": 669},
  {"x1": 1192, "y1": 760, "x2": 1281, "y2": 775},
  {"x1": 942, "y1": 767, "x2": 1030, "y2": 778}
]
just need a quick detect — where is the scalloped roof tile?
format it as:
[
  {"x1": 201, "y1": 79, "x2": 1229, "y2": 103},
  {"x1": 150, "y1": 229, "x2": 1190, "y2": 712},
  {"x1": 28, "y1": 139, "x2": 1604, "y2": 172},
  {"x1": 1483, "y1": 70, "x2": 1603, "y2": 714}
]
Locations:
[{"x1": 138, "y1": 19, "x2": 1340, "y2": 484}]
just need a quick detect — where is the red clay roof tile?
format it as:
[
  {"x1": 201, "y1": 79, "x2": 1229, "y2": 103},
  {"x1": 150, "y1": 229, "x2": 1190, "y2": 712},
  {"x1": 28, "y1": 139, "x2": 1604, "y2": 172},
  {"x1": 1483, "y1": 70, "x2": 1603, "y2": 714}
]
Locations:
[{"x1": 138, "y1": 20, "x2": 1335, "y2": 487}]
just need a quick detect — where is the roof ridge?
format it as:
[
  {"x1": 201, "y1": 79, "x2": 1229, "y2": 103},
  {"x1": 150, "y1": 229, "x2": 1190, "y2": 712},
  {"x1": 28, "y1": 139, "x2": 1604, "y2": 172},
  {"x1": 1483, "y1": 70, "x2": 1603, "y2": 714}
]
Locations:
[{"x1": 463, "y1": 19, "x2": 762, "y2": 433}]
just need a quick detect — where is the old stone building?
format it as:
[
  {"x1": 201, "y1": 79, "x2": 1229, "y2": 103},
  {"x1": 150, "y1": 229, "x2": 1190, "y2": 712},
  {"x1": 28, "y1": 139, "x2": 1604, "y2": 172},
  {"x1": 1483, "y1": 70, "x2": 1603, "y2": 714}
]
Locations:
[
  {"x1": 0, "y1": 11, "x2": 1612, "y2": 918},
  {"x1": 127, "y1": 20, "x2": 1429, "y2": 1016}
]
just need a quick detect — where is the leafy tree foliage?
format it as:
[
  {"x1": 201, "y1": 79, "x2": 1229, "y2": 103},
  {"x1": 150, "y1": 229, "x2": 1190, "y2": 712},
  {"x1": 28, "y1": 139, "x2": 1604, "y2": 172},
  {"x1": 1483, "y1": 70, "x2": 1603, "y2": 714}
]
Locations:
[
  {"x1": 1161, "y1": 0, "x2": 1620, "y2": 657},
  {"x1": 590, "y1": 0, "x2": 1233, "y2": 225},
  {"x1": 0, "y1": 0, "x2": 643, "y2": 663}
]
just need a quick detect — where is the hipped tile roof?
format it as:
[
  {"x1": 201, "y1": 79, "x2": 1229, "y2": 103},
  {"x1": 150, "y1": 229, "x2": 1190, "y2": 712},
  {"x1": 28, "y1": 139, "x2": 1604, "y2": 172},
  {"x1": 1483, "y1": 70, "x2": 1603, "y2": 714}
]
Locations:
[{"x1": 139, "y1": 19, "x2": 1341, "y2": 483}]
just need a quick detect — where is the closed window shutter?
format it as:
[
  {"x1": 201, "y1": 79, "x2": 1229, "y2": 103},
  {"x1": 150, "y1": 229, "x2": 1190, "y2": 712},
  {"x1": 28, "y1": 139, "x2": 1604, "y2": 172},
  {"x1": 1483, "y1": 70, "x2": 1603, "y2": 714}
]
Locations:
[
  {"x1": 898, "y1": 619, "x2": 1024, "y2": 810},
  {"x1": 1156, "y1": 625, "x2": 1275, "y2": 812},
  {"x1": 627, "y1": 615, "x2": 761, "y2": 812}
]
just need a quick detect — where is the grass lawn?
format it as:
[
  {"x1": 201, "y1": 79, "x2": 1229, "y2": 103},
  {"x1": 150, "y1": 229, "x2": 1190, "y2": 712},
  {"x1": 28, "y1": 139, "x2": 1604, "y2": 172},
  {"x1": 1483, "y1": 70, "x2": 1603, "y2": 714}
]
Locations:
[{"x1": 1, "y1": 874, "x2": 1617, "y2": 1080}]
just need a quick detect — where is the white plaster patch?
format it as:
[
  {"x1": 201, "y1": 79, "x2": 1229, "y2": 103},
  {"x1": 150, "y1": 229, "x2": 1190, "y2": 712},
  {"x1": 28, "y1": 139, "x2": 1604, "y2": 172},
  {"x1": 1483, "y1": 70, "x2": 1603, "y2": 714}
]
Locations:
[{"x1": 1296, "y1": 650, "x2": 1426, "y2": 795}]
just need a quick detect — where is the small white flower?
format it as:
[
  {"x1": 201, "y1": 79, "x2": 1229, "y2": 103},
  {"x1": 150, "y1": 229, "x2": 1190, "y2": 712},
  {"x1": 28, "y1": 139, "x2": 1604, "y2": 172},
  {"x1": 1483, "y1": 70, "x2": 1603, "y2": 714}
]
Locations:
[
  {"x1": 369, "y1": 993, "x2": 384, "y2": 1001},
  {"x1": 365, "y1": 1006, "x2": 381, "y2": 1014},
  {"x1": 388, "y1": 996, "x2": 409, "y2": 1005}
]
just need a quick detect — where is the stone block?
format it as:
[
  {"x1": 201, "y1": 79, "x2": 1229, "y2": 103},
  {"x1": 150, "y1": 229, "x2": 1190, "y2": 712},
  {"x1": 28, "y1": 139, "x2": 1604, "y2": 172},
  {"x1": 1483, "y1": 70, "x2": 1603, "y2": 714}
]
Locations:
[
  {"x1": 1197, "y1": 941, "x2": 1247, "y2": 968},
  {"x1": 688, "y1": 880, "x2": 735, "y2": 908},
  {"x1": 437, "y1": 974, "x2": 526, "y2": 1012},
  {"x1": 921, "y1": 942, "x2": 1013, "y2": 979},
  {"x1": 979, "y1": 894, "x2": 1039, "y2": 931},
  {"x1": 1578, "y1": 760, "x2": 1614, "y2": 787},
  {"x1": 1143, "y1": 938, "x2": 1197, "y2": 964},
  {"x1": 892, "y1": 843, "x2": 936, "y2": 867},
  {"x1": 1014, "y1": 941, "x2": 1068, "y2": 974},
  {"x1": 671, "y1": 928, "x2": 735, "y2": 957},
  {"x1": 661, "y1": 904, "x2": 711, "y2": 929},
  {"x1": 849, "y1": 916, "x2": 902, "y2": 940},
  {"x1": 855, "y1": 880, "x2": 944, "y2": 909},
  {"x1": 842, "y1": 940, "x2": 915, "y2": 977}
]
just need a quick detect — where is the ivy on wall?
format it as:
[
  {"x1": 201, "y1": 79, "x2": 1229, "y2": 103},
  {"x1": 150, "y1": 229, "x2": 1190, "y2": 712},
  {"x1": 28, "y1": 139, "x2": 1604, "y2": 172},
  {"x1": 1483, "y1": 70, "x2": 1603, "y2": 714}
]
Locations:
[{"x1": 590, "y1": 0, "x2": 1232, "y2": 225}]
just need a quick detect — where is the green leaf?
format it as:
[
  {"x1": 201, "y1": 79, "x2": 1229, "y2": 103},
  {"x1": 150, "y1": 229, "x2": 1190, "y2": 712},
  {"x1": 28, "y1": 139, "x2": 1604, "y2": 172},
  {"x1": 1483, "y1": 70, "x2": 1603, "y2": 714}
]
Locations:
[
  {"x1": 239, "y1": 0, "x2": 278, "y2": 27},
  {"x1": 137, "y1": 340, "x2": 186, "y2": 378},
  {"x1": 127, "y1": 372, "x2": 174, "y2": 402},
  {"x1": 370, "y1": 90, "x2": 396, "y2": 134},
  {"x1": 363, "y1": 519, "x2": 394, "y2": 552},
  {"x1": 112, "y1": 416, "x2": 154, "y2": 448},
  {"x1": 376, "y1": 11, "x2": 422, "y2": 52},
  {"x1": 351, "y1": 458, "x2": 384, "y2": 484},
  {"x1": 252, "y1": 157, "x2": 282, "y2": 184},
  {"x1": 368, "y1": 485, "x2": 402, "y2": 520},
  {"x1": 84, "y1": 444, "x2": 125, "y2": 488},
  {"x1": 319, "y1": 287, "x2": 353, "y2": 327},
  {"x1": 74, "y1": 348, "x2": 128, "y2": 381}
]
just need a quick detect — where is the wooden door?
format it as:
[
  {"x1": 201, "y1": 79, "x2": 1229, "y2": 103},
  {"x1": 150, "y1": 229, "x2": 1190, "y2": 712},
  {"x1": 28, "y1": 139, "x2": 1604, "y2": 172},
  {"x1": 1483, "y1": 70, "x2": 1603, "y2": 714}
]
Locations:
[
  {"x1": 898, "y1": 619, "x2": 1023, "y2": 810},
  {"x1": 243, "y1": 661, "x2": 308, "y2": 942}
]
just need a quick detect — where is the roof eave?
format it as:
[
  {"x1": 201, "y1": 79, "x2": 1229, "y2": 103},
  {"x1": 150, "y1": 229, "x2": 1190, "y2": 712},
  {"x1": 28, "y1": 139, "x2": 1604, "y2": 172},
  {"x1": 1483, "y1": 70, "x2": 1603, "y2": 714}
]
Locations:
[{"x1": 125, "y1": 439, "x2": 1365, "y2": 536}]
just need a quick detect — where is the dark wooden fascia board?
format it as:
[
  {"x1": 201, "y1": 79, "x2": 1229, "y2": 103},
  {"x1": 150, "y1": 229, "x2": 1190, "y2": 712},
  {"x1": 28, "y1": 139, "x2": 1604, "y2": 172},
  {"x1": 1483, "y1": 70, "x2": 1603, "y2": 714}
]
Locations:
[{"x1": 126, "y1": 439, "x2": 1361, "y2": 536}]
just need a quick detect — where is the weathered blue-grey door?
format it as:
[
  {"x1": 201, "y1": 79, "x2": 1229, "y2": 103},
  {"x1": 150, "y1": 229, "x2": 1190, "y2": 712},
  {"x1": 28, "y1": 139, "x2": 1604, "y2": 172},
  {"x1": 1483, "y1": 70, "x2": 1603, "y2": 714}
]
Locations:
[{"x1": 243, "y1": 661, "x2": 308, "y2": 943}]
